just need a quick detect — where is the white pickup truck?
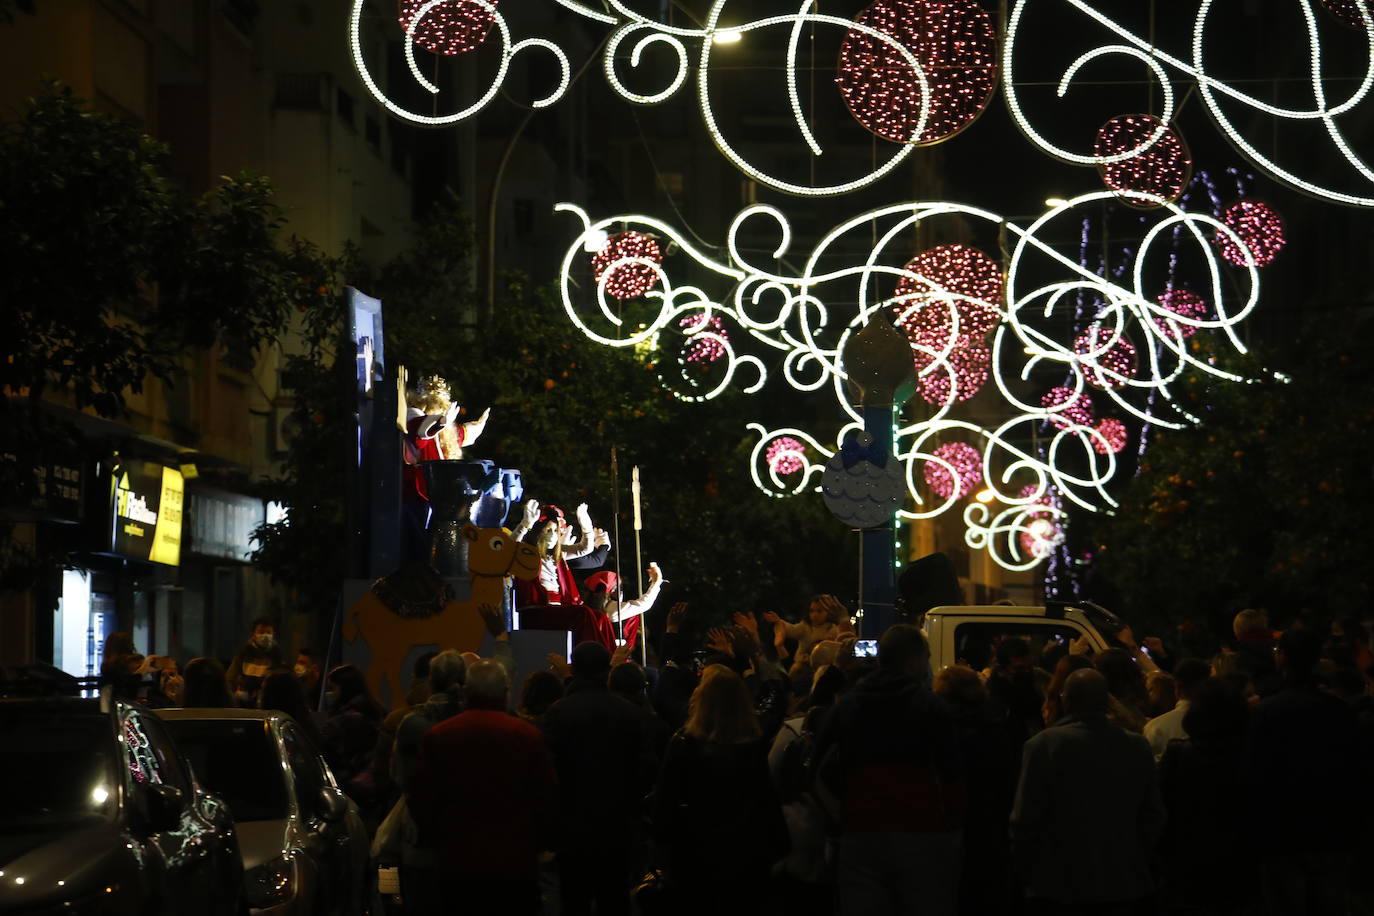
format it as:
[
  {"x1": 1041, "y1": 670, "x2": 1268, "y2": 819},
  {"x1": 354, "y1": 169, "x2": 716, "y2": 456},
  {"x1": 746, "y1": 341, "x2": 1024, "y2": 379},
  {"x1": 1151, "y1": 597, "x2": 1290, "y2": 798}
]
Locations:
[{"x1": 922, "y1": 601, "x2": 1126, "y2": 671}]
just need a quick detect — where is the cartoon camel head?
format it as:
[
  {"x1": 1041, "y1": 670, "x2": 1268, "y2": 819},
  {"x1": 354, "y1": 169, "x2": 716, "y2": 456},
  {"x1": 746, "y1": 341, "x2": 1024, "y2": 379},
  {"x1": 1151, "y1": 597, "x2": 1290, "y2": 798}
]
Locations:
[{"x1": 462, "y1": 524, "x2": 540, "y2": 580}]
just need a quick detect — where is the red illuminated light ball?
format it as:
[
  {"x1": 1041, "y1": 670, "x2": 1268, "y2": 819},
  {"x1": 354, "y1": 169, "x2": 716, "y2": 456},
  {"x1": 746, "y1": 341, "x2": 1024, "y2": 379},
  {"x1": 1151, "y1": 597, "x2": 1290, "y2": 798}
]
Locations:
[
  {"x1": 1094, "y1": 114, "x2": 1192, "y2": 206},
  {"x1": 892, "y1": 244, "x2": 1003, "y2": 405},
  {"x1": 836, "y1": 0, "x2": 998, "y2": 145},
  {"x1": 680, "y1": 314, "x2": 728, "y2": 364},
  {"x1": 1092, "y1": 418, "x2": 1128, "y2": 455},
  {"x1": 923, "y1": 441, "x2": 983, "y2": 499},
  {"x1": 1216, "y1": 200, "x2": 1285, "y2": 267},
  {"x1": 1320, "y1": 0, "x2": 1373, "y2": 28},
  {"x1": 914, "y1": 334, "x2": 990, "y2": 405},
  {"x1": 1074, "y1": 326, "x2": 1138, "y2": 389},
  {"x1": 893, "y1": 243, "x2": 1003, "y2": 339},
  {"x1": 591, "y1": 232, "x2": 664, "y2": 300},
  {"x1": 1154, "y1": 289, "x2": 1209, "y2": 340},
  {"x1": 1041, "y1": 387, "x2": 1095, "y2": 428},
  {"x1": 766, "y1": 437, "x2": 806, "y2": 475},
  {"x1": 398, "y1": 0, "x2": 498, "y2": 56}
]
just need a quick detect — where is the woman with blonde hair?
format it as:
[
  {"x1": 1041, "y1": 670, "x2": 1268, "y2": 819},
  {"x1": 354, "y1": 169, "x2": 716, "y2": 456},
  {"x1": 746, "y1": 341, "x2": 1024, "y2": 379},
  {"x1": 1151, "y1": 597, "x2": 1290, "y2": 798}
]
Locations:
[{"x1": 652, "y1": 665, "x2": 788, "y2": 907}]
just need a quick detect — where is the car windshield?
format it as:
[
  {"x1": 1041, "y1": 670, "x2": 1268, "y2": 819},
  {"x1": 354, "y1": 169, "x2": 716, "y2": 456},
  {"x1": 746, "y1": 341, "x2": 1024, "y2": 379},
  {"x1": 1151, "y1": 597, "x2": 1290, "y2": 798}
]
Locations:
[
  {"x1": 163, "y1": 719, "x2": 290, "y2": 822},
  {"x1": 0, "y1": 705, "x2": 116, "y2": 833}
]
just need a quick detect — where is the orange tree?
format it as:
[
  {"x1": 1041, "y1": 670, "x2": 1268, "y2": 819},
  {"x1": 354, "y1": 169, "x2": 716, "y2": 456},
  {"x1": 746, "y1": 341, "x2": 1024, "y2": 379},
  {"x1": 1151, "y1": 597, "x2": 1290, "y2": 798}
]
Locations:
[{"x1": 1086, "y1": 310, "x2": 1374, "y2": 642}]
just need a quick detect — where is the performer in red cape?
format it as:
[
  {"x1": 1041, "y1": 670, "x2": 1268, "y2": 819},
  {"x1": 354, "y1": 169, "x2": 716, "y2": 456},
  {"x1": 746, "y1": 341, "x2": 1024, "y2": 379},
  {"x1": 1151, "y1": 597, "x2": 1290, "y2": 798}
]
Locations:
[
  {"x1": 510, "y1": 500, "x2": 601, "y2": 607},
  {"x1": 512, "y1": 499, "x2": 663, "y2": 651},
  {"x1": 583, "y1": 564, "x2": 665, "y2": 649}
]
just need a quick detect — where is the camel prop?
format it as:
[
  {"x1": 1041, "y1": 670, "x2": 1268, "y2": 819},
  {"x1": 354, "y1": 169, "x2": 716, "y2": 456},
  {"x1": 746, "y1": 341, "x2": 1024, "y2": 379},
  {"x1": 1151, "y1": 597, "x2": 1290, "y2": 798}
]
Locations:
[{"x1": 343, "y1": 523, "x2": 539, "y2": 706}]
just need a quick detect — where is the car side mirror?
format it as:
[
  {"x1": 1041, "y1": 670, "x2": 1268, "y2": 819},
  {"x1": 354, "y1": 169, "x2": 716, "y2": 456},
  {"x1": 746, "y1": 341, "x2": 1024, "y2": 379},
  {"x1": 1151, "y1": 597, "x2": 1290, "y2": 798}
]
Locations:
[
  {"x1": 146, "y1": 784, "x2": 186, "y2": 832},
  {"x1": 318, "y1": 787, "x2": 347, "y2": 823}
]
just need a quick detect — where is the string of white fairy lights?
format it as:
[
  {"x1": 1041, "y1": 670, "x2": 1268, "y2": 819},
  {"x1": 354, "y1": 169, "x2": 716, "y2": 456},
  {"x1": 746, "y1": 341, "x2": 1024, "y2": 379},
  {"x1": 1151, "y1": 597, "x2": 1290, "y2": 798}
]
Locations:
[
  {"x1": 1004, "y1": 0, "x2": 1374, "y2": 207},
  {"x1": 556, "y1": 191, "x2": 1263, "y2": 569},
  {"x1": 352, "y1": 0, "x2": 1374, "y2": 204}
]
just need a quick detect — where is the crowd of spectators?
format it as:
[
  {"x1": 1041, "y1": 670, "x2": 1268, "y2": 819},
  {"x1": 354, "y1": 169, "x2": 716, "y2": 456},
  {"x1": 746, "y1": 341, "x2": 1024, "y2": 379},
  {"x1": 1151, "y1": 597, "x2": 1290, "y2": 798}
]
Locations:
[{"x1": 95, "y1": 599, "x2": 1374, "y2": 916}]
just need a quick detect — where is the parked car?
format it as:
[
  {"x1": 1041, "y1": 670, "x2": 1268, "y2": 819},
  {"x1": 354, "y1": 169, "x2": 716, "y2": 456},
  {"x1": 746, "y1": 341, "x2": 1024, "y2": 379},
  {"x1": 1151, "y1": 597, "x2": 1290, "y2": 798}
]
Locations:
[
  {"x1": 0, "y1": 695, "x2": 244, "y2": 914},
  {"x1": 157, "y1": 708, "x2": 369, "y2": 915}
]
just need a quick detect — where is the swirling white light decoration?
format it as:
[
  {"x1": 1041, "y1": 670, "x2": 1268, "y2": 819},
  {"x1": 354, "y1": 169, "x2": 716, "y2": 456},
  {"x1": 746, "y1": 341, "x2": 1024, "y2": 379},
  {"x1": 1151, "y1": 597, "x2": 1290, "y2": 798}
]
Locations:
[
  {"x1": 557, "y1": 190, "x2": 1266, "y2": 568},
  {"x1": 353, "y1": 0, "x2": 1374, "y2": 204},
  {"x1": 352, "y1": 0, "x2": 937, "y2": 195},
  {"x1": 1003, "y1": 0, "x2": 1374, "y2": 207},
  {"x1": 351, "y1": 0, "x2": 570, "y2": 123}
]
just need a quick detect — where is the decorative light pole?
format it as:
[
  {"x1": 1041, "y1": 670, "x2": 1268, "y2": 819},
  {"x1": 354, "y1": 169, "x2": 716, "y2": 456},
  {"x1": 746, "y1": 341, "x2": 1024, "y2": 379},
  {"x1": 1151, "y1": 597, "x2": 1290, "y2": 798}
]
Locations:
[{"x1": 826, "y1": 316, "x2": 915, "y2": 636}]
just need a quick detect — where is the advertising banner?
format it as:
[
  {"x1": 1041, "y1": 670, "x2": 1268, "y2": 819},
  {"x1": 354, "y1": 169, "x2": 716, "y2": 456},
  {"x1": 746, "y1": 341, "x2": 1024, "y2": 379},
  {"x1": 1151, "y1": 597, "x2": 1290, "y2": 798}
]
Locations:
[{"x1": 111, "y1": 459, "x2": 184, "y2": 566}]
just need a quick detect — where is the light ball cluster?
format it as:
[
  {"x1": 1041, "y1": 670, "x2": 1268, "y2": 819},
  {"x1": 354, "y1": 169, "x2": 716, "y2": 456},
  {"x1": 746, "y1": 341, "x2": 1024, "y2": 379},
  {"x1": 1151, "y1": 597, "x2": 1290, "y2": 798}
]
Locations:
[
  {"x1": 891, "y1": 243, "x2": 1003, "y2": 405},
  {"x1": 1041, "y1": 387, "x2": 1095, "y2": 429},
  {"x1": 1216, "y1": 200, "x2": 1286, "y2": 267},
  {"x1": 915, "y1": 338, "x2": 991, "y2": 405},
  {"x1": 1074, "y1": 326, "x2": 1138, "y2": 389},
  {"x1": 1091, "y1": 418, "x2": 1129, "y2": 455},
  {"x1": 680, "y1": 314, "x2": 729, "y2": 364},
  {"x1": 1016, "y1": 485, "x2": 1061, "y2": 559},
  {"x1": 923, "y1": 441, "x2": 983, "y2": 499},
  {"x1": 1154, "y1": 289, "x2": 1209, "y2": 340},
  {"x1": 766, "y1": 436, "x2": 807, "y2": 475},
  {"x1": 836, "y1": 0, "x2": 998, "y2": 146},
  {"x1": 591, "y1": 231, "x2": 664, "y2": 300},
  {"x1": 398, "y1": 0, "x2": 498, "y2": 56},
  {"x1": 1019, "y1": 516, "x2": 1062, "y2": 559},
  {"x1": 1094, "y1": 114, "x2": 1192, "y2": 206}
]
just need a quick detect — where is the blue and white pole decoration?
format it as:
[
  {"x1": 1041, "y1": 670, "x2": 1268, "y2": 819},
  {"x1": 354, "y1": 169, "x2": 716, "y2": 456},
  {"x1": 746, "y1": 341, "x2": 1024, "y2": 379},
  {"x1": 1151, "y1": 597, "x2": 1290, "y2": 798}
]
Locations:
[{"x1": 825, "y1": 316, "x2": 914, "y2": 633}]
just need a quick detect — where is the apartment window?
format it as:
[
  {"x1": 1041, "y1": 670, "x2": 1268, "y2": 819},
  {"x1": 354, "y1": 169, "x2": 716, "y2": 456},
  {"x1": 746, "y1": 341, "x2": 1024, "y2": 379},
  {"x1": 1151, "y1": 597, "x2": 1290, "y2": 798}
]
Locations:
[
  {"x1": 276, "y1": 74, "x2": 326, "y2": 111},
  {"x1": 365, "y1": 115, "x2": 382, "y2": 154}
]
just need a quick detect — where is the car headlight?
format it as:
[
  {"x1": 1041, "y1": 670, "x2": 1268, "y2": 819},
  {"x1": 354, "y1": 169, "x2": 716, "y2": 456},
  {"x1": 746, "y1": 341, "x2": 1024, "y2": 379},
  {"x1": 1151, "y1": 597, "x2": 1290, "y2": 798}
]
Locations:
[{"x1": 245, "y1": 854, "x2": 295, "y2": 908}]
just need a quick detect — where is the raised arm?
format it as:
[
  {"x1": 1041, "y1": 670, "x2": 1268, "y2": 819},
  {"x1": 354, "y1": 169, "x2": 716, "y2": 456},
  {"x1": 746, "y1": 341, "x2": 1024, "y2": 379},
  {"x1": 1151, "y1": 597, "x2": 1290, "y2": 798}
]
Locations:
[
  {"x1": 510, "y1": 498, "x2": 540, "y2": 543},
  {"x1": 611, "y1": 563, "x2": 666, "y2": 622}
]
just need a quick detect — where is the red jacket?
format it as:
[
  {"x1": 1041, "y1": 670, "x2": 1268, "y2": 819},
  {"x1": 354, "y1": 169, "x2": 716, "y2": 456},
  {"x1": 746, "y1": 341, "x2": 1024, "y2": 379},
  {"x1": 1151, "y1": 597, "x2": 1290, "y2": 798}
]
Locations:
[
  {"x1": 409, "y1": 709, "x2": 557, "y2": 878},
  {"x1": 515, "y1": 559, "x2": 582, "y2": 608},
  {"x1": 516, "y1": 603, "x2": 638, "y2": 651}
]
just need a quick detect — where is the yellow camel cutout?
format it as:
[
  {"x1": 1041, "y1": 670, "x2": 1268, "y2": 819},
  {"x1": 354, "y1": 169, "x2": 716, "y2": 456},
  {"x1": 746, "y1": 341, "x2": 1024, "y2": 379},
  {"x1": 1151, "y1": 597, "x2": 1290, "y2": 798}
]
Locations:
[{"x1": 343, "y1": 523, "x2": 539, "y2": 706}]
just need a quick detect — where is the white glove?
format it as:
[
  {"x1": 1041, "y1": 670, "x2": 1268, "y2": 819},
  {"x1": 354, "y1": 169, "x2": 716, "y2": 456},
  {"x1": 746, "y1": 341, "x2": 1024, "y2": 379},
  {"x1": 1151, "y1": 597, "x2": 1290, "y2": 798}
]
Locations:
[
  {"x1": 522, "y1": 499, "x2": 540, "y2": 527},
  {"x1": 575, "y1": 502, "x2": 593, "y2": 532}
]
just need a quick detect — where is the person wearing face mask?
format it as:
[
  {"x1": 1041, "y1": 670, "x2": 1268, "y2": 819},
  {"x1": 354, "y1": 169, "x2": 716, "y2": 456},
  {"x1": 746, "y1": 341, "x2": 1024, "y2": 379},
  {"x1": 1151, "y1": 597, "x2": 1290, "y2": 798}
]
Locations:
[
  {"x1": 227, "y1": 617, "x2": 285, "y2": 705},
  {"x1": 294, "y1": 648, "x2": 322, "y2": 705}
]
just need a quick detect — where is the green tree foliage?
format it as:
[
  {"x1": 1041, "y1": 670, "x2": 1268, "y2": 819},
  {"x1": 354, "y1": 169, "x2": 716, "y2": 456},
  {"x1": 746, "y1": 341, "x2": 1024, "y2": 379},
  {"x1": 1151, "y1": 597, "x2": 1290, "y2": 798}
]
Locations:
[
  {"x1": 1088, "y1": 313, "x2": 1374, "y2": 639},
  {"x1": 0, "y1": 86, "x2": 336, "y2": 415},
  {"x1": 0, "y1": 85, "x2": 345, "y2": 591},
  {"x1": 248, "y1": 269, "x2": 358, "y2": 619}
]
